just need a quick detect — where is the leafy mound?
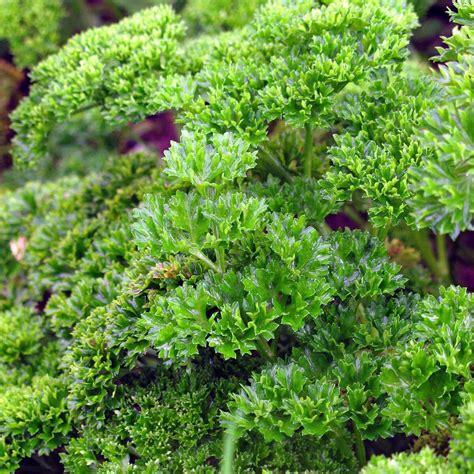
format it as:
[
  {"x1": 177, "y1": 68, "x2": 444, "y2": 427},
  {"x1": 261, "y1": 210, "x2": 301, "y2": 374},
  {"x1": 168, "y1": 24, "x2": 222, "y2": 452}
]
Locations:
[{"x1": 0, "y1": 0, "x2": 473, "y2": 472}]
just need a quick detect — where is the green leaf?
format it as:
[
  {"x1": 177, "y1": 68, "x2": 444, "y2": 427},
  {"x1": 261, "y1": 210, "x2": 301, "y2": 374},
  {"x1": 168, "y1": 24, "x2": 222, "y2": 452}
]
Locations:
[{"x1": 164, "y1": 131, "x2": 257, "y2": 188}]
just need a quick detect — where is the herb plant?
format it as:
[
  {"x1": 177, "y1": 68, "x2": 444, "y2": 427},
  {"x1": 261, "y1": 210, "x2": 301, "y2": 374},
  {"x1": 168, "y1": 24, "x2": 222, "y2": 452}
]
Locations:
[{"x1": 0, "y1": 0, "x2": 473, "y2": 472}]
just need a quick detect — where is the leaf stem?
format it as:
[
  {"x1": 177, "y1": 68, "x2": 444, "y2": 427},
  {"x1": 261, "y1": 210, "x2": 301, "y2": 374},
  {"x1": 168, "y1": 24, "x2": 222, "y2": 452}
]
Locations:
[
  {"x1": 303, "y1": 123, "x2": 313, "y2": 178},
  {"x1": 410, "y1": 229, "x2": 451, "y2": 283},
  {"x1": 221, "y1": 422, "x2": 238, "y2": 474},
  {"x1": 215, "y1": 247, "x2": 226, "y2": 273},
  {"x1": 411, "y1": 228, "x2": 440, "y2": 278},
  {"x1": 435, "y1": 233, "x2": 451, "y2": 284},
  {"x1": 189, "y1": 249, "x2": 220, "y2": 273},
  {"x1": 317, "y1": 222, "x2": 332, "y2": 237},
  {"x1": 375, "y1": 223, "x2": 391, "y2": 241},
  {"x1": 353, "y1": 424, "x2": 366, "y2": 467},
  {"x1": 256, "y1": 336, "x2": 276, "y2": 362},
  {"x1": 32, "y1": 454, "x2": 57, "y2": 472},
  {"x1": 356, "y1": 302, "x2": 366, "y2": 324},
  {"x1": 343, "y1": 205, "x2": 367, "y2": 229},
  {"x1": 211, "y1": 223, "x2": 226, "y2": 273},
  {"x1": 259, "y1": 152, "x2": 294, "y2": 182}
]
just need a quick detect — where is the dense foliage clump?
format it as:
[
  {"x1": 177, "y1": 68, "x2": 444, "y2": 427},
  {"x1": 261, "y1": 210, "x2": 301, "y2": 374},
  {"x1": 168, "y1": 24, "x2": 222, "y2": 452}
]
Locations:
[
  {"x1": 0, "y1": 0, "x2": 473, "y2": 472},
  {"x1": 0, "y1": 0, "x2": 63, "y2": 68}
]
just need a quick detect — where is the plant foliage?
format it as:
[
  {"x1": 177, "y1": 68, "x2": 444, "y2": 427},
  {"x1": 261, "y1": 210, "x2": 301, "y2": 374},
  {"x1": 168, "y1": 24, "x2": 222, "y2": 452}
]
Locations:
[
  {"x1": 0, "y1": 0, "x2": 63, "y2": 68},
  {"x1": 0, "y1": 0, "x2": 473, "y2": 472}
]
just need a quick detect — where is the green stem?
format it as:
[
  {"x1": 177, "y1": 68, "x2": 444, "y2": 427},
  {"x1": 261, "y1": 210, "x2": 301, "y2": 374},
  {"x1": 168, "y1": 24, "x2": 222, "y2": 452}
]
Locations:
[
  {"x1": 317, "y1": 222, "x2": 332, "y2": 238},
  {"x1": 373, "y1": 222, "x2": 391, "y2": 241},
  {"x1": 259, "y1": 152, "x2": 294, "y2": 183},
  {"x1": 356, "y1": 302, "x2": 366, "y2": 324},
  {"x1": 256, "y1": 336, "x2": 276, "y2": 362},
  {"x1": 343, "y1": 205, "x2": 367, "y2": 229},
  {"x1": 212, "y1": 222, "x2": 226, "y2": 273},
  {"x1": 221, "y1": 422, "x2": 238, "y2": 474},
  {"x1": 353, "y1": 425, "x2": 366, "y2": 467},
  {"x1": 189, "y1": 249, "x2": 220, "y2": 273},
  {"x1": 303, "y1": 123, "x2": 313, "y2": 178},
  {"x1": 436, "y1": 233, "x2": 451, "y2": 284},
  {"x1": 205, "y1": 188, "x2": 226, "y2": 273},
  {"x1": 139, "y1": 355, "x2": 160, "y2": 368},
  {"x1": 333, "y1": 429, "x2": 353, "y2": 462},
  {"x1": 271, "y1": 326, "x2": 282, "y2": 355},
  {"x1": 411, "y1": 229, "x2": 440, "y2": 279},
  {"x1": 33, "y1": 454, "x2": 57, "y2": 472},
  {"x1": 215, "y1": 247, "x2": 226, "y2": 273}
]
